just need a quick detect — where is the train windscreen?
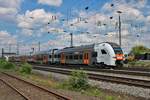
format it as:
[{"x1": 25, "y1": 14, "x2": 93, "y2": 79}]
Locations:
[
  {"x1": 108, "y1": 42, "x2": 123, "y2": 54},
  {"x1": 113, "y1": 47, "x2": 123, "y2": 54}
]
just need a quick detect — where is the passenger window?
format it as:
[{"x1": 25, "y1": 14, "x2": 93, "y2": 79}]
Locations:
[
  {"x1": 101, "y1": 49, "x2": 107, "y2": 54},
  {"x1": 80, "y1": 55, "x2": 83, "y2": 59},
  {"x1": 92, "y1": 52, "x2": 97, "y2": 57},
  {"x1": 69, "y1": 55, "x2": 73, "y2": 59},
  {"x1": 58, "y1": 54, "x2": 60, "y2": 58},
  {"x1": 74, "y1": 55, "x2": 78, "y2": 59},
  {"x1": 66, "y1": 56, "x2": 68, "y2": 59}
]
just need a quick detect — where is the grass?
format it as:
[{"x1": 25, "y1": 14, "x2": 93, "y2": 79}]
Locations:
[
  {"x1": 127, "y1": 60, "x2": 150, "y2": 68},
  {"x1": 82, "y1": 86, "x2": 102, "y2": 97},
  {"x1": 0, "y1": 62, "x2": 134, "y2": 100}
]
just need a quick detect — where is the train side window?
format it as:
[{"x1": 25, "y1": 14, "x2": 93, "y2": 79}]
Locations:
[
  {"x1": 74, "y1": 55, "x2": 78, "y2": 59},
  {"x1": 92, "y1": 52, "x2": 97, "y2": 57},
  {"x1": 66, "y1": 56, "x2": 68, "y2": 59},
  {"x1": 58, "y1": 54, "x2": 60, "y2": 58},
  {"x1": 69, "y1": 55, "x2": 73, "y2": 59},
  {"x1": 54, "y1": 55, "x2": 57, "y2": 58},
  {"x1": 101, "y1": 49, "x2": 107, "y2": 54},
  {"x1": 80, "y1": 55, "x2": 83, "y2": 59}
]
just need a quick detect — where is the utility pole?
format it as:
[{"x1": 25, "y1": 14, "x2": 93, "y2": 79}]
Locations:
[
  {"x1": 117, "y1": 11, "x2": 122, "y2": 47},
  {"x1": 70, "y1": 33, "x2": 73, "y2": 47},
  {"x1": 38, "y1": 41, "x2": 40, "y2": 51}
]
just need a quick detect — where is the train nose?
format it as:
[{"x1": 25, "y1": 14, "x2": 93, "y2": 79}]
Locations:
[
  {"x1": 116, "y1": 54, "x2": 124, "y2": 60},
  {"x1": 115, "y1": 60, "x2": 123, "y2": 67}
]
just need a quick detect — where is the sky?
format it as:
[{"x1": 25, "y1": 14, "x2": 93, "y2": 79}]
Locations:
[{"x1": 0, "y1": 0, "x2": 150, "y2": 55}]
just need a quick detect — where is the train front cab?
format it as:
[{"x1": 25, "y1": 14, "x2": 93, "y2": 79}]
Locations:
[{"x1": 94, "y1": 43, "x2": 124, "y2": 67}]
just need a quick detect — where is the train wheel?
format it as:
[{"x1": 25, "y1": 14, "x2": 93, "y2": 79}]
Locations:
[
  {"x1": 116, "y1": 61, "x2": 123, "y2": 68},
  {"x1": 116, "y1": 64, "x2": 123, "y2": 69},
  {"x1": 99, "y1": 62, "x2": 105, "y2": 68}
]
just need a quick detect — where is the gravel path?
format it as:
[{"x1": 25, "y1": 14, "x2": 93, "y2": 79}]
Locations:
[
  {"x1": 33, "y1": 69, "x2": 150, "y2": 99},
  {"x1": 0, "y1": 73, "x2": 63, "y2": 100},
  {"x1": 0, "y1": 80, "x2": 26, "y2": 100}
]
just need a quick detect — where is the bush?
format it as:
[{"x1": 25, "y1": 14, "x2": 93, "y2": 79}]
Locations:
[
  {"x1": 0, "y1": 59, "x2": 15, "y2": 70},
  {"x1": 3, "y1": 62, "x2": 15, "y2": 69},
  {"x1": 19, "y1": 63, "x2": 32, "y2": 74},
  {"x1": 68, "y1": 70, "x2": 89, "y2": 91},
  {"x1": 0, "y1": 59, "x2": 6, "y2": 68},
  {"x1": 130, "y1": 45, "x2": 150, "y2": 56}
]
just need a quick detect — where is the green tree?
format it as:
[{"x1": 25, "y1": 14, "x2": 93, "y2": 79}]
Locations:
[{"x1": 130, "y1": 45, "x2": 150, "y2": 56}]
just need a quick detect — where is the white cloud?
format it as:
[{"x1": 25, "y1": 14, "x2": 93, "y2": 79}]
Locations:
[
  {"x1": 14, "y1": 0, "x2": 150, "y2": 54},
  {"x1": 38, "y1": 0, "x2": 62, "y2": 7},
  {"x1": 17, "y1": 9, "x2": 60, "y2": 36},
  {"x1": 60, "y1": 4, "x2": 150, "y2": 53},
  {"x1": 107, "y1": 30, "x2": 130, "y2": 37},
  {"x1": 116, "y1": 4, "x2": 142, "y2": 18},
  {"x1": 123, "y1": 0, "x2": 147, "y2": 8},
  {"x1": 0, "y1": 0, "x2": 21, "y2": 21},
  {"x1": 0, "y1": 31, "x2": 16, "y2": 43}
]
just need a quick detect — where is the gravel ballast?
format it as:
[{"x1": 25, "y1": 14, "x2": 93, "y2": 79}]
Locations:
[
  {"x1": 0, "y1": 73, "x2": 63, "y2": 100},
  {"x1": 0, "y1": 80, "x2": 26, "y2": 100},
  {"x1": 33, "y1": 69, "x2": 150, "y2": 99}
]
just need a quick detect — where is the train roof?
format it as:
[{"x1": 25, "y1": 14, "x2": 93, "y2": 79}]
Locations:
[
  {"x1": 34, "y1": 50, "x2": 49, "y2": 55},
  {"x1": 34, "y1": 49, "x2": 59, "y2": 55},
  {"x1": 56, "y1": 44, "x2": 94, "y2": 53},
  {"x1": 105, "y1": 42, "x2": 120, "y2": 48},
  {"x1": 56, "y1": 42, "x2": 120, "y2": 53}
]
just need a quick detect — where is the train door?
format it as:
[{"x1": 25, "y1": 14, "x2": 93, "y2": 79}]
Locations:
[
  {"x1": 61, "y1": 53, "x2": 65, "y2": 64},
  {"x1": 43, "y1": 55, "x2": 48, "y2": 64},
  {"x1": 83, "y1": 52, "x2": 89, "y2": 65}
]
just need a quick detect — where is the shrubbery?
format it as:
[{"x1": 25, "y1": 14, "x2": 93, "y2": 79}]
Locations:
[
  {"x1": 0, "y1": 59, "x2": 15, "y2": 70},
  {"x1": 3, "y1": 62, "x2": 15, "y2": 69},
  {"x1": 19, "y1": 63, "x2": 32, "y2": 74},
  {"x1": 68, "y1": 70, "x2": 89, "y2": 91},
  {"x1": 59, "y1": 70, "x2": 89, "y2": 91}
]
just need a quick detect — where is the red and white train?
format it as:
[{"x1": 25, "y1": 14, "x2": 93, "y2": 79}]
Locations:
[{"x1": 9, "y1": 42, "x2": 125, "y2": 67}]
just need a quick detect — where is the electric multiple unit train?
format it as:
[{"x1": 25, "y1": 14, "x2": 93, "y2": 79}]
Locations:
[{"x1": 9, "y1": 42, "x2": 124, "y2": 67}]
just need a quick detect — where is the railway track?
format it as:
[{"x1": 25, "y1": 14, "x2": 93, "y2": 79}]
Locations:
[
  {"x1": 30, "y1": 64, "x2": 150, "y2": 77},
  {"x1": 15, "y1": 62, "x2": 150, "y2": 77},
  {"x1": 0, "y1": 79, "x2": 28, "y2": 100},
  {"x1": 33, "y1": 66, "x2": 150, "y2": 89},
  {"x1": 0, "y1": 72, "x2": 71, "y2": 100}
]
